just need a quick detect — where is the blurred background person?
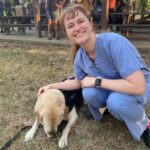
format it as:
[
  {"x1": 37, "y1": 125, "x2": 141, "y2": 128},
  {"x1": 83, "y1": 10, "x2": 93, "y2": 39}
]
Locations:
[{"x1": 45, "y1": 0, "x2": 63, "y2": 40}]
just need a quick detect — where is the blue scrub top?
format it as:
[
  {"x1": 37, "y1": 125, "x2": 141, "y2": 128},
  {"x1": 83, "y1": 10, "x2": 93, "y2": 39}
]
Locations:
[{"x1": 74, "y1": 32, "x2": 150, "y2": 81}]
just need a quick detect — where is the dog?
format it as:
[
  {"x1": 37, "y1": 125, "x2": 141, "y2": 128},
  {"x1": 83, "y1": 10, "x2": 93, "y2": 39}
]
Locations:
[{"x1": 25, "y1": 87, "x2": 83, "y2": 148}]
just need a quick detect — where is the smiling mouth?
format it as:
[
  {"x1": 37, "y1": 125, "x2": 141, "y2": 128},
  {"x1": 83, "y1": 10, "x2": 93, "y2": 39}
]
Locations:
[{"x1": 74, "y1": 32, "x2": 84, "y2": 38}]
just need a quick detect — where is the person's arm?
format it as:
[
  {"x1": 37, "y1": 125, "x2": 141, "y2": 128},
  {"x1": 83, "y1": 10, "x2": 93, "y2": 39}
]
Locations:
[
  {"x1": 62, "y1": 0, "x2": 67, "y2": 6},
  {"x1": 81, "y1": 70, "x2": 146, "y2": 95},
  {"x1": 56, "y1": 0, "x2": 64, "y2": 9},
  {"x1": 38, "y1": 79, "x2": 81, "y2": 95}
]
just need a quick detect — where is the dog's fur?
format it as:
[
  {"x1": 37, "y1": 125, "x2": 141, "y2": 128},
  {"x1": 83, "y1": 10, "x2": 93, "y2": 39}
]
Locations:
[{"x1": 25, "y1": 88, "x2": 83, "y2": 148}]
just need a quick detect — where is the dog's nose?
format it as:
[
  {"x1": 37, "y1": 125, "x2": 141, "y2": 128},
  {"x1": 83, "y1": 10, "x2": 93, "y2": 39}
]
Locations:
[{"x1": 48, "y1": 131, "x2": 56, "y2": 137}]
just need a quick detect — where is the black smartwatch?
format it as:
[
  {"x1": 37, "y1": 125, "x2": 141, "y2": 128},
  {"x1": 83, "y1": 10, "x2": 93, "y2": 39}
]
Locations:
[{"x1": 95, "y1": 77, "x2": 102, "y2": 87}]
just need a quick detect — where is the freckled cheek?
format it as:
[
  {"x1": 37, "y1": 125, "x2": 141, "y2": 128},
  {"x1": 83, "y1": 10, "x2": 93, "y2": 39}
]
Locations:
[{"x1": 66, "y1": 29, "x2": 74, "y2": 39}]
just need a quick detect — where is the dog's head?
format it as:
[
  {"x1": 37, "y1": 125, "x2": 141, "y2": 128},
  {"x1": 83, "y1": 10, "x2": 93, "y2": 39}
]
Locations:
[{"x1": 34, "y1": 89, "x2": 69, "y2": 137}]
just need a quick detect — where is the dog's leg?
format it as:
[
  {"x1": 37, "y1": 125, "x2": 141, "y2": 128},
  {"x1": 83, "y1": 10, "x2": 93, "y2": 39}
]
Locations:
[
  {"x1": 25, "y1": 118, "x2": 39, "y2": 142},
  {"x1": 58, "y1": 106, "x2": 78, "y2": 148}
]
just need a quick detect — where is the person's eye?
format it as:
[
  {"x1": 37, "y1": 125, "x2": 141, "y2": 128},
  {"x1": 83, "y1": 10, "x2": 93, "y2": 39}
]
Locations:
[
  {"x1": 66, "y1": 24, "x2": 74, "y2": 29},
  {"x1": 78, "y1": 19, "x2": 84, "y2": 24}
]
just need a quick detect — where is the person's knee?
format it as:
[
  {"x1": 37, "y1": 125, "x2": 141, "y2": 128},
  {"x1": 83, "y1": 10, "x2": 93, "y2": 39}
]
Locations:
[
  {"x1": 48, "y1": 19, "x2": 52, "y2": 25},
  {"x1": 54, "y1": 19, "x2": 58, "y2": 24},
  {"x1": 82, "y1": 88, "x2": 98, "y2": 105},
  {"x1": 107, "y1": 92, "x2": 146, "y2": 121},
  {"x1": 107, "y1": 92, "x2": 124, "y2": 114}
]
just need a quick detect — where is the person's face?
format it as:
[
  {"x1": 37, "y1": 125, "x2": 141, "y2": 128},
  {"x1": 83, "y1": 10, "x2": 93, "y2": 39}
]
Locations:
[{"x1": 64, "y1": 11, "x2": 93, "y2": 45}]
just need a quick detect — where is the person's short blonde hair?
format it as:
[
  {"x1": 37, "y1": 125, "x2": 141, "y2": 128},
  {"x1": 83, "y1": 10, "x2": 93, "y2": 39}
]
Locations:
[{"x1": 60, "y1": 4, "x2": 91, "y2": 31}]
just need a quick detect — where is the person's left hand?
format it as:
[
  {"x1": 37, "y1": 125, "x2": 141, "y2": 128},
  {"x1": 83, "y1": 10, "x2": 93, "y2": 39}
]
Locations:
[{"x1": 81, "y1": 76, "x2": 95, "y2": 88}]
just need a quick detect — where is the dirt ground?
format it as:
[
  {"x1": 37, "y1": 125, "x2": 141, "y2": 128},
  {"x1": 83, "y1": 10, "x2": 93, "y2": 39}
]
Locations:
[{"x1": 0, "y1": 40, "x2": 150, "y2": 150}]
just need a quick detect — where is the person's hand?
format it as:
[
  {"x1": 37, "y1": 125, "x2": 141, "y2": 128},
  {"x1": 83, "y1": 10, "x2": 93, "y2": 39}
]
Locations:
[
  {"x1": 81, "y1": 76, "x2": 95, "y2": 88},
  {"x1": 37, "y1": 84, "x2": 51, "y2": 95}
]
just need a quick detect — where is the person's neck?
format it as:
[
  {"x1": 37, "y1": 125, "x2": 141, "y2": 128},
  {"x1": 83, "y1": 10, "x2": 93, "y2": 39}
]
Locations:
[{"x1": 81, "y1": 32, "x2": 96, "y2": 55}]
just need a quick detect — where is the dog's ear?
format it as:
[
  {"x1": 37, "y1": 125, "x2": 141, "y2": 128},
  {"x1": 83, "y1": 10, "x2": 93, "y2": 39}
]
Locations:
[
  {"x1": 34, "y1": 107, "x2": 43, "y2": 123},
  {"x1": 63, "y1": 107, "x2": 69, "y2": 121},
  {"x1": 34, "y1": 108, "x2": 40, "y2": 122}
]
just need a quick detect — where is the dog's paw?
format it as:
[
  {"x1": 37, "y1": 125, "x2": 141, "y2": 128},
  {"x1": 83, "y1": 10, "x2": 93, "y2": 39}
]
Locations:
[
  {"x1": 24, "y1": 130, "x2": 34, "y2": 142},
  {"x1": 58, "y1": 137, "x2": 68, "y2": 148}
]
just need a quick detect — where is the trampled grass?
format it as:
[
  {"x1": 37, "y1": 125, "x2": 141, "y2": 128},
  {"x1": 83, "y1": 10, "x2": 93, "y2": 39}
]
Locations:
[{"x1": 0, "y1": 40, "x2": 149, "y2": 150}]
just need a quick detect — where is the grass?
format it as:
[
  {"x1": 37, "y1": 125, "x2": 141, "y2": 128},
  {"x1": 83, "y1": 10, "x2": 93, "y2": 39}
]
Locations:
[{"x1": 0, "y1": 40, "x2": 150, "y2": 150}]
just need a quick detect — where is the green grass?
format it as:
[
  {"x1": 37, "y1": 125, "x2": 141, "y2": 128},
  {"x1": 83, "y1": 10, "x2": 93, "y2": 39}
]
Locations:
[{"x1": 0, "y1": 40, "x2": 149, "y2": 150}]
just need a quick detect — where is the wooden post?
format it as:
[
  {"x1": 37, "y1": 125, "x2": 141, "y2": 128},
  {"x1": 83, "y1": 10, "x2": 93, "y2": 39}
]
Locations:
[
  {"x1": 101, "y1": 0, "x2": 109, "y2": 31},
  {"x1": 33, "y1": 0, "x2": 42, "y2": 38}
]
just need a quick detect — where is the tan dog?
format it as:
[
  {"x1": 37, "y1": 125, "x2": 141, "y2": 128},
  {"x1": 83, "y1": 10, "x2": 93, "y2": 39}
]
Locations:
[{"x1": 25, "y1": 89, "x2": 79, "y2": 148}]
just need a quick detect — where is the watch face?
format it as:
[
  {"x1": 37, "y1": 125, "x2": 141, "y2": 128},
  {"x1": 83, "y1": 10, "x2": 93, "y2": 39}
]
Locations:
[{"x1": 95, "y1": 78, "x2": 101, "y2": 86}]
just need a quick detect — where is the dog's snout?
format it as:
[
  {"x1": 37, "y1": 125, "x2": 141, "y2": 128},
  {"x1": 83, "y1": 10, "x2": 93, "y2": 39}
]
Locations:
[{"x1": 48, "y1": 130, "x2": 56, "y2": 137}]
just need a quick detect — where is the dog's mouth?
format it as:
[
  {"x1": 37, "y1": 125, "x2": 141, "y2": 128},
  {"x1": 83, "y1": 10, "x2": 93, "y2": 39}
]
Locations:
[
  {"x1": 44, "y1": 128, "x2": 57, "y2": 138},
  {"x1": 46, "y1": 132, "x2": 57, "y2": 138},
  {"x1": 47, "y1": 133, "x2": 54, "y2": 138}
]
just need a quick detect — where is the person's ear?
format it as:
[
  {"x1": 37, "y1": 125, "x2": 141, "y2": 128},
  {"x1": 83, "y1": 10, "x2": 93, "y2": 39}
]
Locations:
[{"x1": 90, "y1": 17, "x2": 93, "y2": 28}]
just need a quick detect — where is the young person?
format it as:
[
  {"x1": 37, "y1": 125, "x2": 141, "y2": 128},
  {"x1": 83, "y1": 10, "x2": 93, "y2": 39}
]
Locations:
[
  {"x1": 46, "y1": 0, "x2": 62, "y2": 40},
  {"x1": 38, "y1": 4, "x2": 150, "y2": 148}
]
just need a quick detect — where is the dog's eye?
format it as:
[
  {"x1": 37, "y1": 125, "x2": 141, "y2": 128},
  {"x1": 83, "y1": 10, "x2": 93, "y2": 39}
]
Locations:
[
  {"x1": 60, "y1": 114, "x2": 64, "y2": 120},
  {"x1": 40, "y1": 116, "x2": 43, "y2": 124},
  {"x1": 61, "y1": 114, "x2": 63, "y2": 119}
]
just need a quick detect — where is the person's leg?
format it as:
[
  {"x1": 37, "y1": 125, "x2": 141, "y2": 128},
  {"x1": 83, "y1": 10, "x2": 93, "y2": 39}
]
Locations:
[
  {"x1": 46, "y1": 9, "x2": 52, "y2": 40},
  {"x1": 82, "y1": 87, "x2": 110, "y2": 120},
  {"x1": 53, "y1": 10, "x2": 59, "y2": 39},
  {"x1": 47, "y1": 19, "x2": 52, "y2": 40},
  {"x1": 107, "y1": 81, "x2": 150, "y2": 141},
  {"x1": 54, "y1": 19, "x2": 58, "y2": 39}
]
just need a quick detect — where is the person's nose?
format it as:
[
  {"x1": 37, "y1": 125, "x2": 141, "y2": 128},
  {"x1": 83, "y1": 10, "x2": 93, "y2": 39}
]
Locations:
[{"x1": 74, "y1": 23, "x2": 80, "y2": 32}]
